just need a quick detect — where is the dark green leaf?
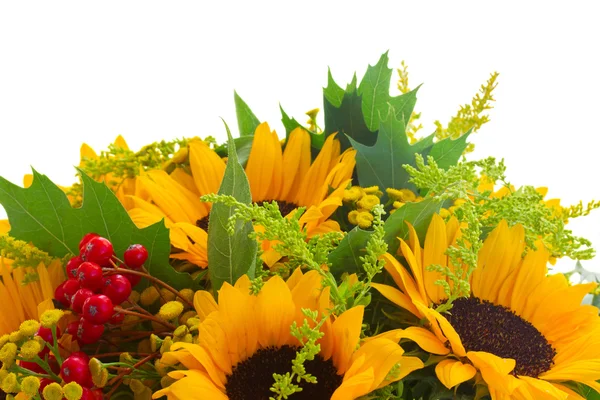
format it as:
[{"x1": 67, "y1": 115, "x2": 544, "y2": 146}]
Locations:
[
  {"x1": 357, "y1": 51, "x2": 393, "y2": 132},
  {"x1": 0, "y1": 169, "x2": 199, "y2": 290},
  {"x1": 207, "y1": 120, "x2": 257, "y2": 291},
  {"x1": 234, "y1": 91, "x2": 260, "y2": 137},
  {"x1": 349, "y1": 104, "x2": 433, "y2": 197},
  {"x1": 329, "y1": 198, "x2": 444, "y2": 275},
  {"x1": 428, "y1": 130, "x2": 471, "y2": 170},
  {"x1": 214, "y1": 136, "x2": 254, "y2": 167},
  {"x1": 389, "y1": 87, "x2": 420, "y2": 127}
]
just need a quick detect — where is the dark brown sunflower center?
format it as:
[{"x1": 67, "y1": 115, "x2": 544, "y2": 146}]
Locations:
[
  {"x1": 225, "y1": 345, "x2": 341, "y2": 400},
  {"x1": 262, "y1": 200, "x2": 298, "y2": 216},
  {"x1": 443, "y1": 297, "x2": 556, "y2": 377},
  {"x1": 195, "y1": 216, "x2": 209, "y2": 231}
]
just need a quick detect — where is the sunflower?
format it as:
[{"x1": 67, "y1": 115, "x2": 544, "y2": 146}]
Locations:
[
  {"x1": 153, "y1": 269, "x2": 423, "y2": 399},
  {"x1": 372, "y1": 214, "x2": 600, "y2": 399},
  {"x1": 0, "y1": 257, "x2": 65, "y2": 335},
  {"x1": 125, "y1": 123, "x2": 355, "y2": 268},
  {"x1": 244, "y1": 122, "x2": 355, "y2": 266}
]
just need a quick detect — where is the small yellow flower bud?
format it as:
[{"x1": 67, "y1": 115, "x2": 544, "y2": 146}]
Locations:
[
  {"x1": 19, "y1": 320, "x2": 41, "y2": 337},
  {"x1": 356, "y1": 211, "x2": 374, "y2": 229},
  {"x1": 21, "y1": 376, "x2": 41, "y2": 396},
  {"x1": 160, "y1": 337, "x2": 173, "y2": 354},
  {"x1": 357, "y1": 194, "x2": 380, "y2": 211},
  {"x1": 343, "y1": 186, "x2": 363, "y2": 202},
  {"x1": 453, "y1": 198, "x2": 466, "y2": 207},
  {"x1": 347, "y1": 210, "x2": 359, "y2": 225},
  {"x1": 179, "y1": 310, "x2": 197, "y2": 326},
  {"x1": 129, "y1": 379, "x2": 146, "y2": 394},
  {"x1": 305, "y1": 108, "x2": 319, "y2": 120},
  {"x1": 155, "y1": 359, "x2": 168, "y2": 377},
  {"x1": 362, "y1": 186, "x2": 382, "y2": 196},
  {"x1": 140, "y1": 287, "x2": 160, "y2": 306},
  {"x1": 40, "y1": 310, "x2": 64, "y2": 328},
  {"x1": 0, "y1": 334, "x2": 9, "y2": 348},
  {"x1": 159, "y1": 288, "x2": 176, "y2": 303},
  {"x1": 393, "y1": 201, "x2": 405, "y2": 209},
  {"x1": 133, "y1": 386, "x2": 153, "y2": 400},
  {"x1": 398, "y1": 189, "x2": 416, "y2": 202},
  {"x1": 158, "y1": 301, "x2": 184, "y2": 321},
  {"x1": 128, "y1": 290, "x2": 141, "y2": 304},
  {"x1": 0, "y1": 343, "x2": 18, "y2": 366},
  {"x1": 119, "y1": 352, "x2": 135, "y2": 365},
  {"x1": 8, "y1": 331, "x2": 22, "y2": 343},
  {"x1": 177, "y1": 289, "x2": 194, "y2": 307},
  {"x1": 121, "y1": 315, "x2": 141, "y2": 331},
  {"x1": 182, "y1": 334, "x2": 193, "y2": 343},
  {"x1": 20, "y1": 339, "x2": 42, "y2": 359},
  {"x1": 0, "y1": 372, "x2": 18, "y2": 393},
  {"x1": 63, "y1": 381, "x2": 83, "y2": 400},
  {"x1": 173, "y1": 325, "x2": 188, "y2": 340},
  {"x1": 185, "y1": 317, "x2": 200, "y2": 332},
  {"x1": 89, "y1": 358, "x2": 109, "y2": 388},
  {"x1": 43, "y1": 382, "x2": 64, "y2": 400},
  {"x1": 160, "y1": 375, "x2": 176, "y2": 388},
  {"x1": 150, "y1": 334, "x2": 163, "y2": 353}
]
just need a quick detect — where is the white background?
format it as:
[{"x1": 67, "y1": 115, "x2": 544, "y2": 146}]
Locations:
[{"x1": 1, "y1": 1, "x2": 599, "y2": 274}]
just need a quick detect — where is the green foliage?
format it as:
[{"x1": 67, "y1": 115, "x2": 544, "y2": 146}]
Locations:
[
  {"x1": 0, "y1": 169, "x2": 200, "y2": 290},
  {"x1": 206, "y1": 121, "x2": 257, "y2": 291},
  {"x1": 279, "y1": 105, "x2": 324, "y2": 150},
  {"x1": 329, "y1": 198, "x2": 444, "y2": 275},
  {"x1": 234, "y1": 91, "x2": 261, "y2": 137},
  {"x1": 214, "y1": 136, "x2": 254, "y2": 167}
]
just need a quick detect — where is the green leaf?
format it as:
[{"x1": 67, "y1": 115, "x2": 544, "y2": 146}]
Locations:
[
  {"x1": 207, "y1": 120, "x2": 257, "y2": 291},
  {"x1": 389, "y1": 87, "x2": 420, "y2": 127},
  {"x1": 0, "y1": 169, "x2": 199, "y2": 290},
  {"x1": 349, "y1": 104, "x2": 432, "y2": 196},
  {"x1": 329, "y1": 198, "x2": 444, "y2": 275},
  {"x1": 234, "y1": 91, "x2": 260, "y2": 137},
  {"x1": 214, "y1": 136, "x2": 254, "y2": 167},
  {"x1": 323, "y1": 68, "x2": 345, "y2": 108},
  {"x1": 357, "y1": 51, "x2": 393, "y2": 132},
  {"x1": 428, "y1": 130, "x2": 471, "y2": 170}
]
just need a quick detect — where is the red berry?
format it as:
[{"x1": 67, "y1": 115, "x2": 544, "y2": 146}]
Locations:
[
  {"x1": 79, "y1": 232, "x2": 99, "y2": 253},
  {"x1": 66, "y1": 256, "x2": 84, "y2": 279},
  {"x1": 55, "y1": 278, "x2": 81, "y2": 307},
  {"x1": 124, "y1": 244, "x2": 148, "y2": 269},
  {"x1": 72, "y1": 288, "x2": 95, "y2": 314},
  {"x1": 102, "y1": 274, "x2": 132, "y2": 305},
  {"x1": 20, "y1": 360, "x2": 45, "y2": 373},
  {"x1": 69, "y1": 351, "x2": 90, "y2": 362},
  {"x1": 83, "y1": 236, "x2": 114, "y2": 266},
  {"x1": 36, "y1": 326, "x2": 60, "y2": 343},
  {"x1": 110, "y1": 311, "x2": 125, "y2": 325},
  {"x1": 82, "y1": 294, "x2": 114, "y2": 324},
  {"x1": 61, "y1": 354, "x2": 92, "y2": 387},
  {"x1": 77, "y1": 262, "x2": 104, "y2": 291},
  {"x1": 77, "y1": 318, "x2": 105, "y2": 345},
  {"x1": 66, "y1": 321, "x2": 79, "y2": 336}
]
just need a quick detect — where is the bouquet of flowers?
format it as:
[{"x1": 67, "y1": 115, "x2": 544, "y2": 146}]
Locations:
[{"x1": 1, "y1": 52, "x2": 599, "y2": 400}]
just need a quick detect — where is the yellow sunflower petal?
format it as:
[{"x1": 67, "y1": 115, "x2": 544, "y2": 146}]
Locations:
[
  {"x1": 194, "y1": 291, "x2": 218, "y2": 322},
  {"x1": 370, "y1": 283, "x2": 420, "y2": 317},
  {"x1": 539, "y1": 359, "x2": 600, "y2": 381},
  {"x1": 217, "y1": 282, "x2": 258, "y2": 362},
  {"x1": 435, "y1": 359, "x2": 477, "y2": 389},
  {"x1": 331, "y1": 368, "x2": 374, "y2": 400},
  {"x1": 516, "y1": 376, "x2": 569, "y2": 400},
  {"x1": 170, "y1": 342, "x2": 227, "y2": 389},
  {"x1": 189, "y1": 140, "x2": 226, "y2": 195},
  {"x1": 422, "y1": 214, "x2": 449, "y2": 304},
  {"x1": 467, "y1": 351, "x2": 520, "y2": 395},
  {"x1": 245, "y1": 122, "x2": 283, "y2": 202},
  {"x1": 280, "y1": 127, "x2": 311, "y2": 202},
  {"x1": 152, "y1": 369, "x2": 227, "y2": 400},
  {"x1": 400, "y1": 327, "x2": 450, "y2": 355},
  {"x1": 331, "y1": 306, "x2": 364, "y2": 375},
  {"x1": 255, "y1": 276, "x2": 295, "y2": 348}
]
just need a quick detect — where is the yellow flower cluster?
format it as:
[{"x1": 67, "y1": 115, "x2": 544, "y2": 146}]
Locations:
[{"x1": 344, "y1": 186, "x2": 383, "y2": 228}]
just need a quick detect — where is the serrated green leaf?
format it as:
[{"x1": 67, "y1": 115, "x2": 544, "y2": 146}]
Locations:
[
  {"x1": 0, "y1": 169, "x2": 200, "y2": 290},
  {"x1": 358, "y1": 51, "x2": 393, "y2": 132},
  {"x1": 207, "y1": 120, "x2": 257, "y2": 291},
  {"x1": 428, "y1": 130, "x2": 471, "y2": 170},
  {"x1": 323, "y1": 68, "x2": 345, "y2": 107},
  {"x1": 348, "y1": 104, "x2": 433, "y2": 197},
  {"x1": 234, "y1": 91, "x2": 260, "y2": 137},
  {"x1": 389, "y1": 86, "x2": 420, "y2": 126},
  {"x1": 329, "y1": 198, "x2": 444, "y2": 274}
]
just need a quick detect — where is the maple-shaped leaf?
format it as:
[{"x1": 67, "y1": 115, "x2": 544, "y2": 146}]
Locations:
[
  {"x1": 0, "y1": 170, "x2": 200, "y2": 290},
  {"x1": 349, "y1": 104, "x2": 432, "y2": 196}
]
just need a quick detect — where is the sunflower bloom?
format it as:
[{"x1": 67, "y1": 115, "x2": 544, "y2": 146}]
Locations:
[
  {"x1": 0, "y1": 257, "x2": 65, "y2": 335},
  {"x1": 372, "y1": 214, "x2": 600, "y2": 399},
  {"x1": 153, "y1": 269, "x2": 423, "y2": 399},
  {"x1": 245, "y1": 123, "x2": 356, "y2": 266},
  {"x1": 124, "y1": 139, "x2": 226, "y2": 268}
]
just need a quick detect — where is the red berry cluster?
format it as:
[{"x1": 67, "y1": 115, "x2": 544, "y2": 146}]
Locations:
[{"x1": 54, "y1": 233, "x2": 148, "y2": 346}]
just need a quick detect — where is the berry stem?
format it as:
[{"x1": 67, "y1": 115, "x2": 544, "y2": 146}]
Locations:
[
  {"x1": 113, "y1": 307, "x2": 176, "y2": 330},
  {"x1": 104, "y1": 353, "x2": 158, "y2": 399}
]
